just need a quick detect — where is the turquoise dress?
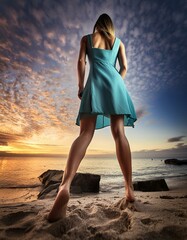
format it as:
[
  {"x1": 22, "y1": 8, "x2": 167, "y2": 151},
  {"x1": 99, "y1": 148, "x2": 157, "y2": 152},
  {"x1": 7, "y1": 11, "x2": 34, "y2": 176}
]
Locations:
[{"x1": 76, "y1": 34, "x2": 137, "y2": 129}]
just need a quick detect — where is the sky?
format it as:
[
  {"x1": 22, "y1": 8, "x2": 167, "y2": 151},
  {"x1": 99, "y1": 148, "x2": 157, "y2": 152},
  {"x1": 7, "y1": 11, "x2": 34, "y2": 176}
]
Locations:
[{"x1": 0, "y1": 0, "x2": 187, "y2": 158}]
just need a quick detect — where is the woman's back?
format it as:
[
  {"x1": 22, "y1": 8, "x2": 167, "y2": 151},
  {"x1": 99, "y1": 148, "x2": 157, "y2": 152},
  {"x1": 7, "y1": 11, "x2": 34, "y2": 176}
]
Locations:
[{"x1": 91, "y1": 32, "x2": 116, "y2": 50}]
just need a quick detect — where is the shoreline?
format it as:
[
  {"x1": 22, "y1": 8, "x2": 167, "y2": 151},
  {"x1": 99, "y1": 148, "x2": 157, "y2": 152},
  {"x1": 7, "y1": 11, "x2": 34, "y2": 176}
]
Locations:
[
  {"x1": 0, "y1": 175, "x2": 187, "y2": 205},
  {"x1": 0, "y1": 176, "x2": 187, "y2": 239}
]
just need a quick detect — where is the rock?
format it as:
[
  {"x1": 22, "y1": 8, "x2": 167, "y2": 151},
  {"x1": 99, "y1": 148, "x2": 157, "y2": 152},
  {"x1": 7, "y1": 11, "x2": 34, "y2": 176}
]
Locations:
[
  {"x1": 38, "y1": 183, "x2": 60, "y2": 199},
  {"x1": 71, "y1": 172, "x2": 100, "y2": 193},
  {"x1": 164, "y1": 159, "x2": 187, "y2": 165},
  {"x1": 38, "y1": 170, "x2": 101, "y2": 199},
  {"x1": 133, "y1": 179, "x2": 169, "y2": 192},
  {"x1": 38, "y1": 169, "x2": 63, "y2": 187}
]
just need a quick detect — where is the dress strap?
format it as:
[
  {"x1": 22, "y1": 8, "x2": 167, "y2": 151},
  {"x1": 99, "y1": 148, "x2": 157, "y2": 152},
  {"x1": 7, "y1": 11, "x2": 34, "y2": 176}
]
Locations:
[{"x1": 112, "y1": 37, "x2": 120, "y2": 52}]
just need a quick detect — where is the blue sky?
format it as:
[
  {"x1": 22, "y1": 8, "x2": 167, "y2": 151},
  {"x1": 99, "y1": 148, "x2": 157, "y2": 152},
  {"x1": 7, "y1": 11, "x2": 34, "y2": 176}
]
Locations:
[{"x1": 0, "y1": 0, "x2": 187, "y2": 158}]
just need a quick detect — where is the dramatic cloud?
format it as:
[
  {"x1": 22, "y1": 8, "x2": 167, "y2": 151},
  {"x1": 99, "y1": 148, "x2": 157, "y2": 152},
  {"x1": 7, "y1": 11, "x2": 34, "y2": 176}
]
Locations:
[
  {"x1": 168, "y1": 136, "x2": 186, "y2": 143},
  {"x1": 0, "y1": 0, "x2": 186, "y2": 156}
]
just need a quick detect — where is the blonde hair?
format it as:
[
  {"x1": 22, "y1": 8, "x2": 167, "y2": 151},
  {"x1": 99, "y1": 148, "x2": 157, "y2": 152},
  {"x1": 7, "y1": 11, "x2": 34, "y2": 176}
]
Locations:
[{"x1": 93, "y1": 13, "x2": 115, "y2": 39}]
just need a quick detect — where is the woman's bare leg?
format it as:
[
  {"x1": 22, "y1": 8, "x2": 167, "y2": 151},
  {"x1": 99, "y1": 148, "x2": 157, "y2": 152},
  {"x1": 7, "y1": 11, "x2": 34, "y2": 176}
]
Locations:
[
  {"x1": 110, "y1": 115, "x2": 135, "y2": 202},
  {"x1": 47, "y1": 115, "x2": 97, "y2": 222}
]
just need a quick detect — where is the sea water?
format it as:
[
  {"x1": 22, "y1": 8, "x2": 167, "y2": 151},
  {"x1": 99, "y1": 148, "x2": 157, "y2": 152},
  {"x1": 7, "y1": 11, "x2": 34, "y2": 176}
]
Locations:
[{"x1": 0, "y1": 156, "x2": 187, "y2": 203}]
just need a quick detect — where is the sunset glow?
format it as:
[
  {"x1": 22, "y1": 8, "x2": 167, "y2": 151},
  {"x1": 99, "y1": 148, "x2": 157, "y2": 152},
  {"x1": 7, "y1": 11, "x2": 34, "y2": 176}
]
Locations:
[{"x1": 0, "y1": 0, "x2": 187, "y2": 158}]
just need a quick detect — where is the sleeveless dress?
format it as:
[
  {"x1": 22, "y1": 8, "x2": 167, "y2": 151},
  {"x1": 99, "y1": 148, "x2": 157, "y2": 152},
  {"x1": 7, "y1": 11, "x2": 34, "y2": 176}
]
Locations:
[{"x1": 76, "y1": 34, "x2": 137, "y2": 129}]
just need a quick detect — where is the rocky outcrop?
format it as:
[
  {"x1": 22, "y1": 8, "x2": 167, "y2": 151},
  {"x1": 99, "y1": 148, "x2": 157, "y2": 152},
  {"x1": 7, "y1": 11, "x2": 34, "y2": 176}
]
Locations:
[
  {"x1": 38, "y1": 170, "x2": 63, "y2": 187},
  {"x1": 38, "y1": 170, "x2": 101, "y2": 199},
  {"x1": 133, "y1": 179, "x2": 169, "y2": 192},
  {"x1": 164, "y1": 159, "x2": 187, "y2": 165}
]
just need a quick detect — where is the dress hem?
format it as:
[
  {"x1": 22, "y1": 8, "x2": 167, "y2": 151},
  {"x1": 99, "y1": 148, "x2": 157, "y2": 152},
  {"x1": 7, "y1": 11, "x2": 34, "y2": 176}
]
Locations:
[
  {"x1": 76, "y1": 112, "x2": 136, "y2": 130},
  {"x1": 75, "y1": 122, "x2": 135, "y2": 130}
]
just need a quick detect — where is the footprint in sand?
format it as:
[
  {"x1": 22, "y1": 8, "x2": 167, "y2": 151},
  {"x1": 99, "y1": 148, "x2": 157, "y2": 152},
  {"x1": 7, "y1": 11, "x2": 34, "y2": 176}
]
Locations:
[
  {"x1": 113, "y1": 198, "x2": 141, "y2": 212},
  {"x1": 5, "y1": 220, "x2": 35, "y2": 237},
  {"x1": 140, "y1": 225, "x2": 187, "y2": 240},
  {"x1": 141, "y1": 218, "x2": 157, "y2": 225},
  {"x1": 0, "y1": 211, "x2": 37, "y2": 238},
  {"x1": 102, "y1": 206, "x2": 121, "y2": 219},
  {"x1": 1, "y1": 211, "x2": 36, "y2": 226},
  {"x1": 45, "y1": 202, "x2": 132, "y2": 239},
  {"x1": 71, "y1": 207, "x2": 89, "y2": 219}
]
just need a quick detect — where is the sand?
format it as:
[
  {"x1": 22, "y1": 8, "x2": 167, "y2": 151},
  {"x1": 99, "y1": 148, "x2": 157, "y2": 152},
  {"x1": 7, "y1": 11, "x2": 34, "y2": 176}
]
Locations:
[{"x1": 0, "y1": 177, "x2": 187, "y2": 240}]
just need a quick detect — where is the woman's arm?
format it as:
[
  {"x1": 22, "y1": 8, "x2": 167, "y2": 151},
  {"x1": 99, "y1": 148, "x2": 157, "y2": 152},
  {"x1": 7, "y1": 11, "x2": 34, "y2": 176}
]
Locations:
[
  {"x1": 118, "y1": 41, "x2": 128, "y2": 79},
  {"x1": 77, "y1": 36, "x2": 87, "y2": 99}
]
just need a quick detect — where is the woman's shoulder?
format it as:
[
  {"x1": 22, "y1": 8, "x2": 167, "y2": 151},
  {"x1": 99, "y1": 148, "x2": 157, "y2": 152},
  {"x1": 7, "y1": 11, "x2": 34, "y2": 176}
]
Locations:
[
  {"x1": 81, "y1": 35, "x2": 88, "y2": 41},
  {"x1": 115, "y1": 36, "x2": 121, "y2": 42},
  {"x1": 116, "y1": 37, "x2": 124, "y2": 46},
  {"x1": 79, "y1": 35, "x2": 89, "y2": 47},
  {"x1": 82, "y1": 33, "x2": 92, "y2": 39},
  {"x1": 80, "y1": 34, "x2": 92, "y2": 43}
]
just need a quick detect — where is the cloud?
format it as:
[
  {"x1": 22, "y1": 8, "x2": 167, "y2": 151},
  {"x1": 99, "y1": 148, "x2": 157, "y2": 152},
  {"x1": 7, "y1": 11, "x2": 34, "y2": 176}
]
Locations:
[
  {"x1": 0, "y1": 0, "x2": 186, "y2": 154},
  {"x1": 0, "y1": 132, "x2": 24, "y2": 146},
  {"x1": 0, "y1": 141, "x2": 8, "y2": 146},
  {"x1": 114, "y1": 0, "x2": 187, "y2": 105},
  {"x1": 132, "y1": 143, "x2": 187, "y2": 159},
  {"x1": 176, "y1": 143, "x2": 186, "y2": 149},
  {"x1": 136, "y1": 107, "x2": 147, "y2": 119},
  {"x1": 168, "y1": 136, "x2": 186, "y2": 142}
]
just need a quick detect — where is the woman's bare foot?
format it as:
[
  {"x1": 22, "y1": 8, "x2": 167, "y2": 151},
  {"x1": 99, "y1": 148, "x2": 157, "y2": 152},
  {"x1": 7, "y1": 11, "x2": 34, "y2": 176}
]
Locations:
[
  {"x1": 126, "y1": 185, "x2": 135, "y2": 203},
  {"x1": 47, "y1": 186, "x2": 70, "y2": 222}
]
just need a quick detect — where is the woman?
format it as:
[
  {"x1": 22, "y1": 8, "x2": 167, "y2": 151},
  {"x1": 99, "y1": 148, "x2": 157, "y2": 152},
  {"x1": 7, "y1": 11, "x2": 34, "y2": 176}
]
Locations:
[{"x1": 48, "y1": 13, "x2": 137, "y2": 222}]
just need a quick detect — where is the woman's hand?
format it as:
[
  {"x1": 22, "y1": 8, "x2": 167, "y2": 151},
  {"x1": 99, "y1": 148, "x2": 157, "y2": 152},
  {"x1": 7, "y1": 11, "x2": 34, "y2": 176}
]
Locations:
[
  {"x1": 118, "y1": 41, "x2": 128, "y2": 79},
  {"x1": 78, "y1": 88, "x2": 84, "y2": 99}
]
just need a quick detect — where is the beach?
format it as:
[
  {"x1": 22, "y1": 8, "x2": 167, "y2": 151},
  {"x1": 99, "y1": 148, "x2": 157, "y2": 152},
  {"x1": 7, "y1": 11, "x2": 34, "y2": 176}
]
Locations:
[
  {"x1": 0, "y1": 176, "x2": 187, "y2": 240},
  {"x1": 1, "y1": 0, "x2": 187, "y2": 239}
]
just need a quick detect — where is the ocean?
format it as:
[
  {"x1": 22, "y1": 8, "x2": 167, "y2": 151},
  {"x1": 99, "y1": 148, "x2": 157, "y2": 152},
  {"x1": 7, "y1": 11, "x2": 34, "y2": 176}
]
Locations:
[{"x1": 0, "y1": 156, "x2": 187, "y2": 204}]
